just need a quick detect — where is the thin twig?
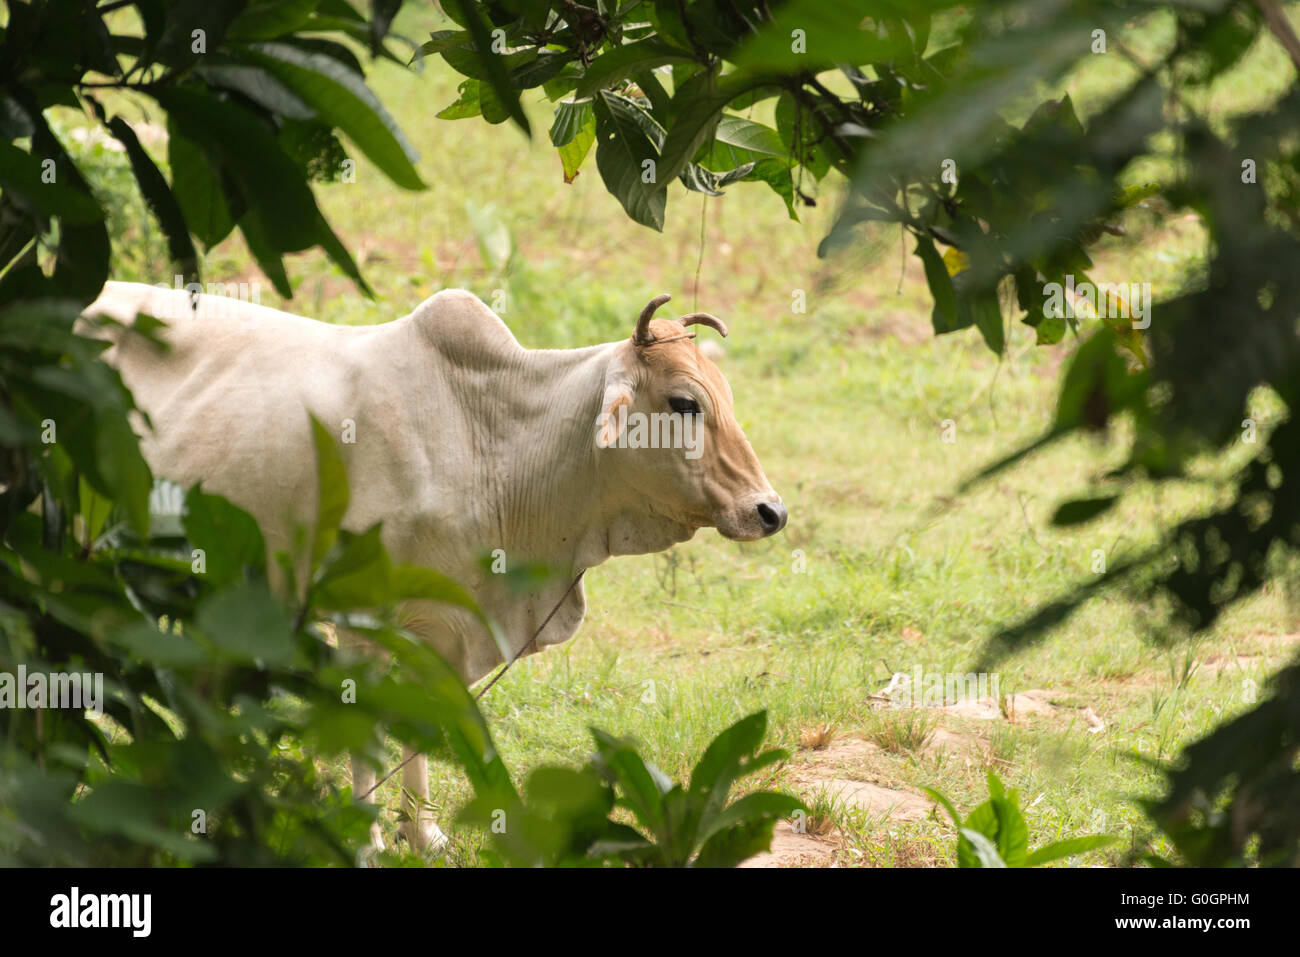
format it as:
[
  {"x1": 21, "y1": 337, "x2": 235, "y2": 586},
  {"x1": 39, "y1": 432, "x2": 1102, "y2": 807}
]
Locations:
[
  {"x1": 693, "y1": 195, "x2": 707, "y2": 310},
  {"x1": 1257, "y1": 0, "x2": 1300, "y2": 71},
  {"x1": 475, "y1": 571, "x2": 585, "y2": 701},
  {"x1": 359, "y1": 571, "x2": 586, "y2": 801}
]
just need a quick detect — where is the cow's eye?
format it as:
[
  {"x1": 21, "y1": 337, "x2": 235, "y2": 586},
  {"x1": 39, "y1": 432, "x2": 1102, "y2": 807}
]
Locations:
[{"x1": 669, "y1": 396, "x2": 701, "y2": 415}]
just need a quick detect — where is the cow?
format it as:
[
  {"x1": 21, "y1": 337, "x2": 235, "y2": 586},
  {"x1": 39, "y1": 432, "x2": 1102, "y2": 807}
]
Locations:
[{"x1": 83, "y1": 282, "x2": 788, "y2": 855}]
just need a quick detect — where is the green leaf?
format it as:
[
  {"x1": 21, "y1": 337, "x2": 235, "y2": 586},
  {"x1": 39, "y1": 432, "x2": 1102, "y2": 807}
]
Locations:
[
  {"x1": 106, "y1": 117, "x2": 199, "y2": 280},
  {"x1": 383, "y1": 562, "x2": 477, "y2": 611},
  {"x1": 711, "y1": 114, "x2": 786, "y2": 159},
  {"x1": 1, "y1": 301, "x2": 152, "y2": 531},
  {"x1": 549, "y1": 99, "x2": 593, "y2": 148},
  {"x1": 1116, "y1": 182, "x2": 1160, "y2": 208},
  {"x1": 696, "y1": 130, "x2": 790, "y2": 208},
  {"x1": 244, "y1": 42, "x2": 425, "y2": 190},
  {"x1": 236, "y1": 208, "x2": 294, "y2": 298},
  {"x1": 774, "y1": 91, "x2": 832, "y2": 179},
  {"x1": 1023, "y1": 833, "x2": 1116, "y2": 867},
  {"x1": 732, "y1": 3, "x2": 922, "y2": 71},
  {"x1": 111, "y1": 619, "x2": 206, "y2": 668},
  {"x1": 557, "y1": 114, "x2": 595, "y2": 183},
  {"x1": 196, "y1": 62, "x2": 317, "y2": 119},
  {"x1": 308, "y1": 414, "x2": 349, "y2": 571},
  {"x1": 437, "y1": 79, "x2": 483, "y2": 120},
  {"x1": 182, "y1": 487, "x2": 267, "y2": 585},
  {"x1": 369, "y1": 0, "x2": 403, "y2": 54},
  {"x1": 511, "y1": 53, "x2": 571, "y2": 91},
  {"x1": 959, "y1": 827, "x2": 1008, "y2": 867},
  {"x1": 281, "y1": 35, "x2": 365, "y2": 74},
  {"x1": 305, "y1": 204, "x2": 371, "y2": 297},
  {"x1": 359, "y1": 626, "x2": 512, "y2": 796},
  {"x1": 593, "y1": 91, "x2": 665, "y2": 231},
  {"x1": 388, "y1": 562, "x2": 502, "y2": 652},
  {"x1": 915, "y1": 235, "x2": 960, "y2": 333},
  {"x1": 229, "y1": 0, "x2": 324, "y2": 40},
  {"x1": 523, "y1": 765, "x2": 612, "y2": 824},
  {"x1": 677, "y1": 162, "x2": 726, "y2": 196},
  {"x1": 689, "y1": 711, "x2": 767, "y2": 800},
  {"x1": 988, "y1": 796, "x2": 1029, "y2": 865},
  {"x1": 312, "y1": 523, "x2": 388, "y2": 606},
  {"x1": 152, "y1": 86, "x2": 322, "y2": 254},
  {"x1": 158, "y1": 86, "x2": 367, "y2": 296},
  {"x1": 695, "y1": 789, "x2": 803, "y2": 856},
  {"x1": 475, "y1": 78, "x2": 512, "y2": 125},
  {"x1": 309, "y1": 528, "x2": 498, "y2": 648},
  {"x1": 167, "y1": 125, "x2": 235, "y2": 248},
  {"x1": 77, "y1": 474, "x2": 113, "y2": 546},
  {"x1": 575, "y1": 38, "x2": 693, "y2": 99},
  {"x1": 657, "y1": 71, "x2": 766, "y2": 191},
  {"x1": 196, "y1": 583, "x2": 296, "y2": 665},
  {"x1": 91, "y1": 400, "x2": 152, "y2": 536},
  {"x1": 971, "y1": 289, "x2": 1005, "y2": 354},
  {"x1": 962, "y1": 776, "x2": 1029, "y2": 866},
  {"x1": 442, "y1": 0, "x2": 530, "y2": 136},
  {"x1": 985, "y1": 771, "x2": 1006, "y2": 800},
  {"x1": 921, "y1": 786, "x2": 963, "y2": 829},
  {"x1": 154, "y1": 0, "x2": 249, "y2": 68},
  {"x1": 68, "y1": 780, "x2": 218, "y2": 862},
  {"x1": 590, "y1": 728, "x2": 668, "y2": 838},
  {"x1": 1032, "y1": 311, "x2": 1067, "y2": 345},
  {"x1": 746, "y1": 158, "x2": 799, "y2": 220},
  {"x1": 694, "y1": 817, "x2": 780, "y2": 868},
  {"x1": 29, "y1": 117, "x2": 109, "y2": 306},
  {"x1": 1054, "y1": 329, "x2": 1144, "y2": 431},
  {"x1": 0, "y1": 140, "x2": 104, "y2": 224},
  {"x1": 420, "y1": 29, "x2": 472, "y2": 57}
]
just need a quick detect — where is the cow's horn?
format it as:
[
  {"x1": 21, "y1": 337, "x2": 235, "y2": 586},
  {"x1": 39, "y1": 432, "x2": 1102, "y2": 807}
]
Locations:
[
  {"x1": 679, "y1": 312, "x2": 728, "y2": 338},
  {"x1": 635, "y1": 293, "x2": 672, "y2": 344}
]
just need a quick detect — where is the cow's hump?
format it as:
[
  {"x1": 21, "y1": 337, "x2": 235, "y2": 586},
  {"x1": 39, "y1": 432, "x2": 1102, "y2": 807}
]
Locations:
[{"x1": 409, "y1": 289, "x2": 523, "y2": 367}]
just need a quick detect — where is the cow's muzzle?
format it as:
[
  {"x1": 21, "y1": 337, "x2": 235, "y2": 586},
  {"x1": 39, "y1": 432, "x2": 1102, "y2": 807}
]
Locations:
[{"x1": 716, "y1": 492, "x2": 788, "y2": 540}]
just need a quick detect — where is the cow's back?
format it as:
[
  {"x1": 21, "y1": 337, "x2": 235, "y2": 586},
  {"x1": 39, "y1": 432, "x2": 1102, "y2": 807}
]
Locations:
[{"x1": 88, "y1": 283, "x2": 435, "y2": 573}]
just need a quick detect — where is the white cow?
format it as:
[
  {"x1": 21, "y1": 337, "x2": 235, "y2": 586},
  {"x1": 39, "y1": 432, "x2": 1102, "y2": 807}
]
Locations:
[{"x1": 84, "y1": 282, "x2": 787, "y2": 853}]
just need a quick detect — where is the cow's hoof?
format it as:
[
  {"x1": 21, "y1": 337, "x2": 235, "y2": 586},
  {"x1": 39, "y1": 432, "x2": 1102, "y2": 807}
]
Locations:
[
  {"x1": 356, "y1": 822, "x2": 386, "y2": 867},
  {"x1": 399, "y1": 819, "x2": 449, "y2": 858}
]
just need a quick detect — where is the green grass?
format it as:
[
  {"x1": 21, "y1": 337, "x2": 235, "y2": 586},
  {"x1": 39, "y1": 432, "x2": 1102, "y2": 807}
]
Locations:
[{"x1": 92, "y1": 5, "x2": 1300, "y2": 866}]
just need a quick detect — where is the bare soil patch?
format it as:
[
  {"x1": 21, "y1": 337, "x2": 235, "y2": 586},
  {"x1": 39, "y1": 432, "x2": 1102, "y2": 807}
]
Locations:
[
  {"x1": 940, "y1": 689, "x2": 1057, "y2": 720},
  {"x1": 740, "y1": 822, "x2": 836, "y2": 868}
]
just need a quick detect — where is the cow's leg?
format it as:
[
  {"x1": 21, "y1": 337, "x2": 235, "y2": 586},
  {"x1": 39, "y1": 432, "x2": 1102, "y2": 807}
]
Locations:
[
  {"x1": 351, "y1": 753, "x2": 386, "y2": 861},
  {"x1": 389, "y1": 599, "x2": 470, "y2": 856},
  {"x1": 336, "y1": 625, "x2": 391, "y2": 858},
  {"x1": 399, "y1": 748, "x2": 448, "y2": 855}
]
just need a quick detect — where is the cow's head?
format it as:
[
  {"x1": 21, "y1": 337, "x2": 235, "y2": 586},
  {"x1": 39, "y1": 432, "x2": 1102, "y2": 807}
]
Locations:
[{"x1": 595, "y1": 294, "x2": 787, "y2": 541}]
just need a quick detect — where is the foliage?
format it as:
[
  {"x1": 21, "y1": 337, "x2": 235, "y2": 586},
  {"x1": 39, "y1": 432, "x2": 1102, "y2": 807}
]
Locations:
[
  {"x1": 437, "y1": 0, "x2": 1300, "y2": 868},
  {"x1": 0, "y1": 0, "x2": 798, "y2": 867},
  {"x1": 927, "y1": 773, "x2": 1115, "y2": 868},
  {"x1": 0, "y1": 358, "x2": 500, "y2": 864},
  {"x1": 0, "y1": 0, "x2": 427, "y2": 306},
  {"x1": 461, "y1": 710, "x2": 803, "y2": 866},
  {"x1": 0, "y1": 0, "x2": 417, "y2": 864}
]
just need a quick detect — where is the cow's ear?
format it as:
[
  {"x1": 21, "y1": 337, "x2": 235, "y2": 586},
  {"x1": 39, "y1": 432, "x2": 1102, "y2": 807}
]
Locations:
[{"x1": 595, "y1": 383, "x2": 631, "y2": 449}]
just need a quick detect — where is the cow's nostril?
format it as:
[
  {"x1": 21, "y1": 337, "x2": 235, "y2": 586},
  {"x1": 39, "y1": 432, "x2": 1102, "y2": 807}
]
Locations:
[{"x1": 756, "y1": 501, "x2": 787, "y2": 534}]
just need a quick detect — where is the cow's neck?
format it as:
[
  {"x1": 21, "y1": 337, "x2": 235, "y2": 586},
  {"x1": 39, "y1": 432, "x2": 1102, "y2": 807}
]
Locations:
[{"x1": 491, "y1": 340, "x2": 695, "y2": 576}]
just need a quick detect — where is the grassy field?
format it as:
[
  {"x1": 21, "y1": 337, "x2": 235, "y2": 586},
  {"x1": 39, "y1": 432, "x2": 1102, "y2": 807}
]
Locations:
[{"x1": 97, "y1": 6, "x2": 1300, "y2": 866}]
